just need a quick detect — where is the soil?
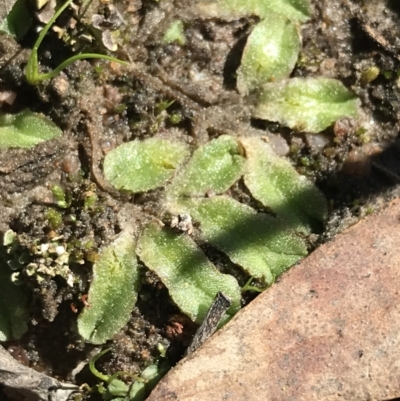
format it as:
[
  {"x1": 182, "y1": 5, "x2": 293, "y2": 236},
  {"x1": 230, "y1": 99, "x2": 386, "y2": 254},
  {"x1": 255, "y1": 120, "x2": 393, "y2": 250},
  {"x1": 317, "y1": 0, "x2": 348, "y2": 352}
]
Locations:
[{"x1": 1, "y1": 0, "x2": 400, "y2": 399}]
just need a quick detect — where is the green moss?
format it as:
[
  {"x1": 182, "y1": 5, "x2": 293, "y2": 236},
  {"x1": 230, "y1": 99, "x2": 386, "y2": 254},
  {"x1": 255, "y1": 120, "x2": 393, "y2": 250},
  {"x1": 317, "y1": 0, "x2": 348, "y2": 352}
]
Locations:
[
  {"x1": 163, "y1": 21, "x2": 186, "y2": 46},
  {"x1": 83, "y1": 192, "x2": 98, "y2": 210},
  {"x1": 46, "y1": 208, "x2": 63, "y2": 229},
  {"x1": 51, "y1": 185, "x2": 69, "y2": 209},
  {"x1": 360, "y1": 66, "x2": 380, "y2": 85},
  {"x1": 169, "y1": 113, "x2": 182, "y2": 124}
]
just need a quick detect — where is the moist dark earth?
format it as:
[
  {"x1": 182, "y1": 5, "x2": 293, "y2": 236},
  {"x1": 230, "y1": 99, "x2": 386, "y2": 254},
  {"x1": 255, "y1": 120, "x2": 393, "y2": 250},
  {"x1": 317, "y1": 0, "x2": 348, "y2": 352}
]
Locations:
[{"x1": 1, "y1": 0, "x2": 400, "y2": 399}]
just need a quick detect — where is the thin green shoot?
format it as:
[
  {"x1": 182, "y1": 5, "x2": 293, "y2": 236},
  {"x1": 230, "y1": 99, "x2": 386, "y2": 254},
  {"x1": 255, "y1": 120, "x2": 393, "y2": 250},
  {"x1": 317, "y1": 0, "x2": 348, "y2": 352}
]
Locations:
[
  {"x1": 241, "y1": 277, "x2": 267, "y2": 293},
  {"x1": 88, "y1": 348, "x2": 147, "y2": 400},
  {"x1": 89, "y1": 348, "x2": 111, "y2": 382},
  {"x1": 25, "y1": 0, "x2": 128, "y2": 85},
  {"x1": 89, "y1": 348, "x2": 144, "y2": 384}
]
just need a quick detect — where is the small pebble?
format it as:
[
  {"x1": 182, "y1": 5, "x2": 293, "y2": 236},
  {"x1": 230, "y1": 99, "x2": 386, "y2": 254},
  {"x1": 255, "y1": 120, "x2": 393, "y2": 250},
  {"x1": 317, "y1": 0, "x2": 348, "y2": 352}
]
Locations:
[{"x1": 62, "y1": 154, "x2": 80, "y2": 174}]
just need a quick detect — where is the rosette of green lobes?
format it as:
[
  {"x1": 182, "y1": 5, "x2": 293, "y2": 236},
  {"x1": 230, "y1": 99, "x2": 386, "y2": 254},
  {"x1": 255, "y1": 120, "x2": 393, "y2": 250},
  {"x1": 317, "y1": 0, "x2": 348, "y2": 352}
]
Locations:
[
  {"x1": 240, "y1": 137, "x2": 327, "y2": 233},
  {"x1": 237, "y1": 14, "x2": 301, "y2": 94},
  {"x1": 136, "y1": 223, "x2": 241, "y2": 324},
  {"x1": 254, "y1": 77, "x2": 360, "y2": 133},
  {"x1": 180, "y1": 196, "x2": 308, "y2": 285},
  {"x1": 103, "y1": 138, "x2": 190, "y2": 193},
  {"x1": 77, "y1": 231, "x2": 140, "y2": 344},
  {"x1": 167, "y1": 135, "x2": 246, "y2": 197}
]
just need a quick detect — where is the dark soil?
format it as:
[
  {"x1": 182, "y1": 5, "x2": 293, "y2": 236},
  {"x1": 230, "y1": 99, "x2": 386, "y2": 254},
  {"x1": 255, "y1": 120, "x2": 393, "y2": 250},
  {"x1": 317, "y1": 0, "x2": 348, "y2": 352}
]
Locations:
[{"x1": 1, "y1": 0, "x2": 400, "y2": 399}]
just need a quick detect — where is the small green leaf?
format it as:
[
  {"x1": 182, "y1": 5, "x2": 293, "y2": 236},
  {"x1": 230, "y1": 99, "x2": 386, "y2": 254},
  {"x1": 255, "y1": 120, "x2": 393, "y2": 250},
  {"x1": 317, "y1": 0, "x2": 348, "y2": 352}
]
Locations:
[
  {"x1": 0, "y1": 262, "x2": 29, "y2": 341},
  {"x1": 237, "y1": 15, "x2": 301, "y2": 94},
  {"x1": 240, "y1": 136, "x2": 327, "y2": 232},
  {"x1": 136, "y1": 222, "x2": 241, "y2": 324},
  {"x1": 0, "y1": 109, "x2": 62, "y2": 148},
  {"x1": 103, "y1": 138, "x2": 190, "y2": 193},
  {"x1": 77, "y1": 230, "x2": 140, "y2": 344},
  {"x1": 182, "y1": 196, "x2": 307, "y2": 284},
  {"x1": 254, "y1": 77, "x2": 360, "y2": 133},
  {"x1": 167, "y1": 135, "x2": 246, "y2": 197},
  {"x1": 196, "y1": 0, "x2": 311, "y2": 22}
]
